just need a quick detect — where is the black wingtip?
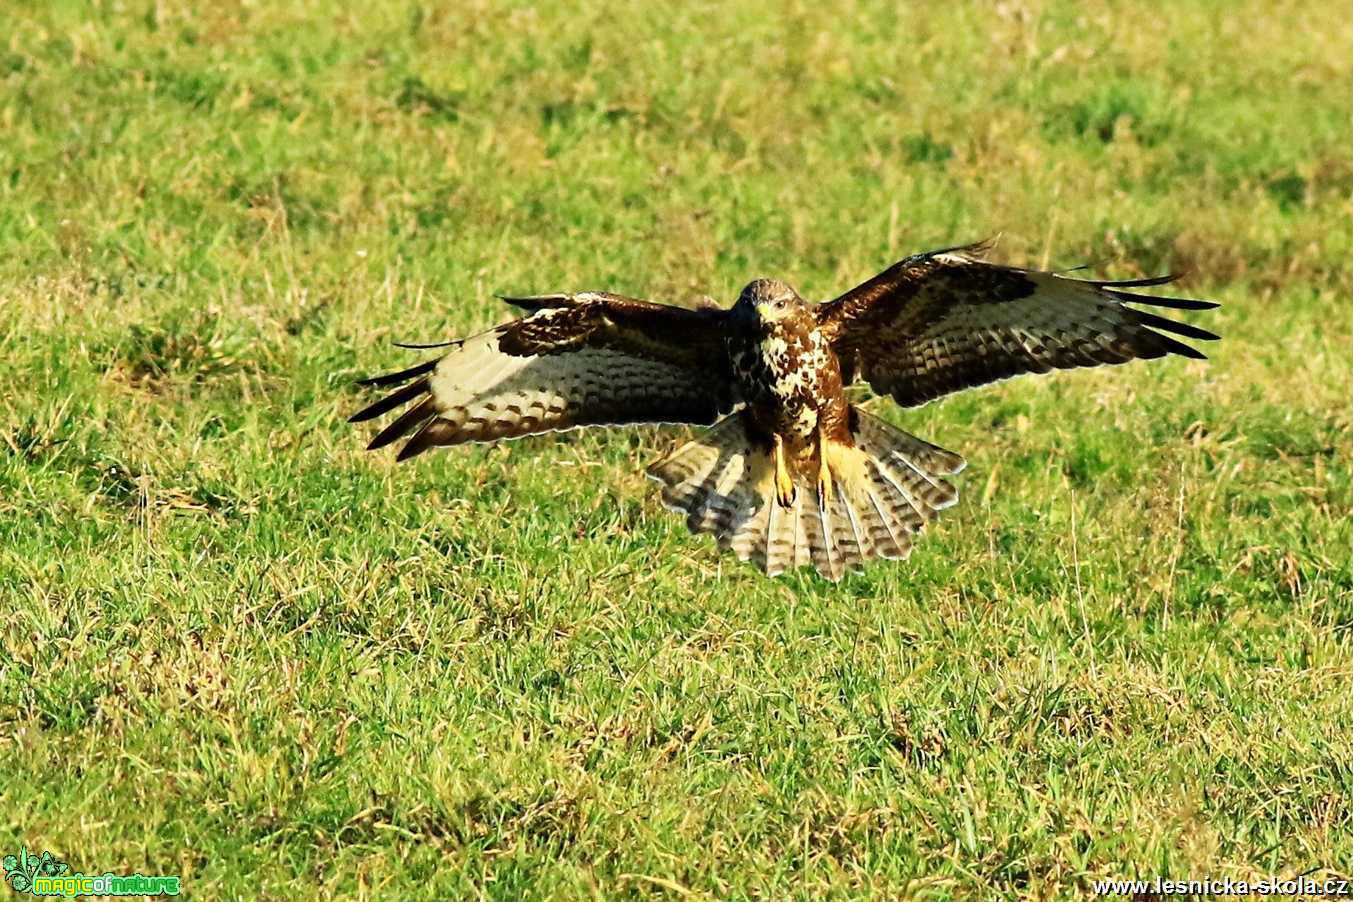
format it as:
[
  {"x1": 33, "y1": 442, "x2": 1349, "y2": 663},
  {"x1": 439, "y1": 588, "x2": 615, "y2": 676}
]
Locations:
[
  {"x1": 365, "y1": 397, "x2": 438, "y2": 452},
  {"x1": 392, "y1": 339, "x2": 460, "y2": 350},
  {"x1": 497, "y1": 295, "x2": 537, "y2": 312},
  {"x1": 355, "y1": 362, "x2": 432, "y2": 389},
  {"x1": 1107, "y1": 289, "x2": 1221, "y2": 311},
  {"x1": 348, "y1": 378, "x2": 431, "y2": 424},
  {"x1": 394, "y1": 419, "x2": 456, "y2": 461},
  {"x1": 1089, "y1": 271, "x2": 1221, "y2": 312},
  {"x1": 1175, "y1": 344, "x2": 1209, "y2": 361},
  {"x1": 394, "y1": 437, "x2": 432, "y2": 462},
  {"x1": 1125, "y1": 308, "x2": 1222, "y2": 342},
  {"x1": 1090, "y1": 272, "x2": 1183, "y2": 289},
  {"x1": 349, "y1": 405, "x2": 382, "y2": 424},
  {"x1": 1151, "y1": 332, "x2": 1210, "y2": 360}
]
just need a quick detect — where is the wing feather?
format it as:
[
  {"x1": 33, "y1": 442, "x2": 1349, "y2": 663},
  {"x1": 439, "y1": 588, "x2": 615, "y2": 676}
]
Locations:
[
  {"x1": 350, "y1": 293, "x2": 736, "y2": 460},
  {"x1": 354, "y1": 359, "x2": 438, "y2": 388},
  {"x1": 815, "y1": 245, "x2": 1220, "y2": 407}
]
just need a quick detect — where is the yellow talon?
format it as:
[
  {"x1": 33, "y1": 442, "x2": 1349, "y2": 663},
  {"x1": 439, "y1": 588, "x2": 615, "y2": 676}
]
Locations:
[{"x1": 773, "y1": 435, "x2": 796, "y2": 508}]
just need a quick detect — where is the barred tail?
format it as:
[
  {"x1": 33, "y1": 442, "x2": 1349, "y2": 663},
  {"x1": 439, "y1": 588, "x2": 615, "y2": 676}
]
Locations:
[
  {"x1": 645, "y1": 414, "x2": 780, "y2": 572},
  {"x1": 826, "y1": 408, "x2": 966, "y2": 576},
  {"x1": 646, "y1": 408, "x2": 964, "y2": 581}
]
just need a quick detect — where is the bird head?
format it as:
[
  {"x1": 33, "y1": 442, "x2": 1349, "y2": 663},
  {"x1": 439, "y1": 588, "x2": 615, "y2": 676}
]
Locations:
[{"x1": 735, "y1": 278, "x2": 805, "y2": 325}]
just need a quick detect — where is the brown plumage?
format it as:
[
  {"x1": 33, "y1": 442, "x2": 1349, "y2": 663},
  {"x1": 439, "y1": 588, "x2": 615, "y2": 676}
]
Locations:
[{"x1": 350, "y1": 241, "x2": 1219, "y2": 581}]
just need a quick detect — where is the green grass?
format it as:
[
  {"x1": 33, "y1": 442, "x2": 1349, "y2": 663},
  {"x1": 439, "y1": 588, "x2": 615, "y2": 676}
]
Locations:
[{"x1": 2, "y1": 0, "x2": 1351, "y2": 897}]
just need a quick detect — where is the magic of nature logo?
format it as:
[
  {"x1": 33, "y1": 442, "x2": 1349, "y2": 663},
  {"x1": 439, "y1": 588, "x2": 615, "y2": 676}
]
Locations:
[{"x1": 3, "y1": 847, "x2": 180, "y2": 897}]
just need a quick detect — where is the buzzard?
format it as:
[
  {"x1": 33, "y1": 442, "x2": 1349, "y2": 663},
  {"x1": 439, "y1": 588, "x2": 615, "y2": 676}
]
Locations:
[{"x1": 350, "y1": 241, "x2": 1218, "y2": 580}]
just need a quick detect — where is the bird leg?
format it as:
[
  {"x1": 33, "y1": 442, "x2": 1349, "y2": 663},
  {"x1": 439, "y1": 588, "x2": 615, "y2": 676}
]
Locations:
[
  {"x1": 816, "y1": 428, "x2": 834, "y2": 508},
  {"x1": 773, "y1": 434, "x2": 796, "y2": 508}
]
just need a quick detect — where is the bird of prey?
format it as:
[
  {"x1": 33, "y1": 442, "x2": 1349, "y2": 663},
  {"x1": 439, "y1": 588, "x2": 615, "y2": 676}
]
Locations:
[{"x1": 350, "y1": 240, "x2": 1218, "y2": 581}]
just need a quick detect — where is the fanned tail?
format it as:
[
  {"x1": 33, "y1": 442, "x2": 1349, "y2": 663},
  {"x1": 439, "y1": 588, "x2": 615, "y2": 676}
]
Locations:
[
  {"x1": 646, "y1": 414, "x2": 776, "y2": 571},
  {"x1": 647, "y1": 407, "x2": 965, "y2": 581},
  {"x1": 834, "y1": 409, "x2": 965, "y2": 570}
]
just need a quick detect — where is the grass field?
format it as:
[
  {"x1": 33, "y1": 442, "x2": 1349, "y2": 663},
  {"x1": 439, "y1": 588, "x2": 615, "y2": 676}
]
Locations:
[{"x1": 3, "y1": 0, "x2": 1351, "y2": 896}]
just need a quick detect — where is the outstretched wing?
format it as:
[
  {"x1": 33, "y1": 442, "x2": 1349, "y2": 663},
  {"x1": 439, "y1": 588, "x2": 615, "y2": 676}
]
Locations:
[
  {"x1": 814, "y1": 241, "x2": 1220, "y2": 407},
  {"x1": 350, "y1": 292, "x2": 736, "y2": 460}
]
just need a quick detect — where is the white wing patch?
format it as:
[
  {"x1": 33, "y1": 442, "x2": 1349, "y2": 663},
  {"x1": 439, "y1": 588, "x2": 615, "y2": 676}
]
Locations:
[
  {"x1": 353, "y1": 313, "x2": 733, "y2": 459},
  {"x1": 429, "y1": 330, "x2": 724, "y2": 441}
]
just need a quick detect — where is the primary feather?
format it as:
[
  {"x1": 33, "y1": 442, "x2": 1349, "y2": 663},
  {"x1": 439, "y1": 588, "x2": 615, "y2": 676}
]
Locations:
[
  {"x1": 815, "y1": 242, "x2": 1219, "y2": 407},
  {"x1": 349, "y1": 295, "x2": 737, "y2": 460}
]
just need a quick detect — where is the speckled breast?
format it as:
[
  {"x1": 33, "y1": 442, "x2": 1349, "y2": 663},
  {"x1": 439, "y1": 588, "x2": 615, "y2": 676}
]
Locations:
[{"x1": 727, "y1": 321, "x2": 835, "y2": 442}]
